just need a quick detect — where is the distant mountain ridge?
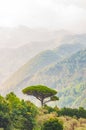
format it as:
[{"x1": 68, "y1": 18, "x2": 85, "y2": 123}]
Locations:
[
  {"x1": 30, "y1": 49, "x2": 86, "y2": 108},
  {"x1": 0, "y1": 27, "x2": 86, "y2": 84},
  {"x1": 0, "y1": 27, "x2": 71, "y2": 84},
  {"x1": 0, "y1": 43, "x2": 86, "y2": 108}
]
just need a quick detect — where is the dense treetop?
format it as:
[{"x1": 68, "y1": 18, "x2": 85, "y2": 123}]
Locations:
[
  {"x1": 22, "y1": 85, "x2": 58, "y2": 106},
  {"x1": 22, "y1": 85, "x2": 57, "y2": 97}
]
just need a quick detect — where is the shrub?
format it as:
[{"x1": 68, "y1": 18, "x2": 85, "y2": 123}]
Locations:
[{"x1": 42, "y1": 118, "x2": 63, "y2": 130}]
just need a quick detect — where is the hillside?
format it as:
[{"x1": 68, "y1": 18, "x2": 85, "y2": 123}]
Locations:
[
  {"x1": 0, "y1": 27, "x2": 69, "y2": 84},
  {"x1": 1, "y1": 44, "x2": 86, "y2": 108},
  {"x1": 28, "y1": 49, "x2": 86, "y2": 107},
  {"x1": 0, "y1": 26, "x2": 86, "y2": 84}
]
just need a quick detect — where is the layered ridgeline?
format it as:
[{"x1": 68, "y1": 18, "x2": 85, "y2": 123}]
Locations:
[
  {"x1": 0, "y1": 27, "x2": 86, "y2": 84},
  {"x1": 0, "y1": 27, "x2": 72, "y2": 84},
  {"x1": 0, "y1": 43, "x2": 86, "y2": 108},
  {"x1": 0, "y1": 27, "x2": 67, "y2": 84}
]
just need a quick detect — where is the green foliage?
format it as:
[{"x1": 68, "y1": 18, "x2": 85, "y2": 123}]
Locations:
[
  {"x1": 0, "y1": 92, "x2": 86, "y2": 130},
  {"x1": 22, "y1": 85, "x2": 58, "y2": 106},
  {"x1": 22, "y1": 85, "x2": 57, "y2": 97},
  {"x1": 0, "y1": 112, "x2": 10, "y2": 129},
  {"x1": 43, "y1": 105, "x2": 56, "y2": 113},
  {"x1": 50, "y1": 95, "x2": 59, "y2": 101},
  {"x1": 58, "y1": 107, "x2": 86, "y2": 118},
  {"x1": 58, "y1": 82, "x2": 86, "y2": 108},
  {"x1": 0, "y1": 92, "x2": 37, "y2": 130},
  {"x1": 43, "y1": 105, "x2": 59, "y2": 114},
  {"x1": 6, "y1": 92, "x2": 20, "y2": 106},
  {"x1": 42, "y1": 118, "x2": 63, "y2": 130}
]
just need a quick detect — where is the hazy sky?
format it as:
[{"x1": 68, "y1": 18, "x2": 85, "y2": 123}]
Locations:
[{"x1": 0, "y1": 0, "x2": 86, "y2": 33}]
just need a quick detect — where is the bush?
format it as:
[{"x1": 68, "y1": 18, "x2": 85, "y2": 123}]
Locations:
[
  {"x1": 42, "y1": 118, "x2": 63, "y2": 130},
  {"x1": 58, "y1": 107, "x2": 86, "y2": 118}
]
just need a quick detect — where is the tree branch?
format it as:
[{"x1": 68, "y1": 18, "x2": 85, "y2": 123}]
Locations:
[{"x1": 44, "y1": 99, "x2": 51, "y2": 105}]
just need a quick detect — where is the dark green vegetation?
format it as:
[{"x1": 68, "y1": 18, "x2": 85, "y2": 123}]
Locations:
[
  {"x1": 42, "y1": 118, "x2": 63, "y2": 130},
  {"x1": 22, "y1": 85, "x2": 59, "y2": 106},
  {"x1": 0, "y1": 93, "x2": 37, "y2": 130},
  {"x1": 0, "y1": 93, "x2": 86, "y2": 130},
  {"x1": 1, "y1": 43, "x2": 86, "y2": 108},
  {"x1": 58, "y1": 107, "x2": 86, "y2": 118},
  {"x1": 42, "y1": 105, "x2": 86, "y2": 119}
]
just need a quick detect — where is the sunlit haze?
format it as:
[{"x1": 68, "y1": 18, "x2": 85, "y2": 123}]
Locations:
[{"x1": 0, "y1": 0, "x2": 86, "y2": 33}]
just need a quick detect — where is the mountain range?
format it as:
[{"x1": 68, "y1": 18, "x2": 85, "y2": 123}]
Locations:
[
  {"x1": 0, "y1": 26, "x2": 86, "y2": 85},
  {"x1": 0, "y1": 41, "x2": 86, "y2": 108},
  {"x1": 0, "y1": 27, "x2": 86, "y2": 107},
  {"x1": 0, "y1": 27, "x2": 71, "y2": 84}
]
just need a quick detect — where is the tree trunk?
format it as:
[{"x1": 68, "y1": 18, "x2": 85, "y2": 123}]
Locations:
[{"x1": 41, "y1": 98, "x2": 44, "y2": 106}]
